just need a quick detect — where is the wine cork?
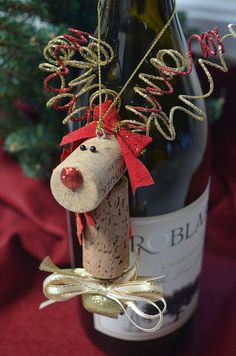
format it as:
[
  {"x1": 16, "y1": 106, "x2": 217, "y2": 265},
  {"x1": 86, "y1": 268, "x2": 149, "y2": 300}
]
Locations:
[
  {"x1": 83, "y1": 176, "x2": 130, "y2": 279},
  {"x1": 50, "y1": 136, "x2": 126, "y2": 213}
]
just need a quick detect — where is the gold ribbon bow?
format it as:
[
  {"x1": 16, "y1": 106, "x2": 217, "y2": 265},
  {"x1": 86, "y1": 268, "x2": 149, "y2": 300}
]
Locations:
[{"x1": 39, "y1": 257, "x2": 166, "y2": 333}]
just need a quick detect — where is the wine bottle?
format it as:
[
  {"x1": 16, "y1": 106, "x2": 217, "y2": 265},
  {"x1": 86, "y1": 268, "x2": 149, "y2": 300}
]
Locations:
[{"x1": 72, "y1": 0, "x2": 210, "y2": 342}]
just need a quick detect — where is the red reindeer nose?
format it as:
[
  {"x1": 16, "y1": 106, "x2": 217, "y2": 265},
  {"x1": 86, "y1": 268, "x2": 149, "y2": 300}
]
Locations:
[{"x1": 60, "y1": 167, "x2": 83, "y2": 190}]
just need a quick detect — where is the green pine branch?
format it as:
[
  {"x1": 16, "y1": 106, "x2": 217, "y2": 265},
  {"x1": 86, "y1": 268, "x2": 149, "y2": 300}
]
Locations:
[{"x1": 0, "y1": 0, "x2": 96, "y2": 178}]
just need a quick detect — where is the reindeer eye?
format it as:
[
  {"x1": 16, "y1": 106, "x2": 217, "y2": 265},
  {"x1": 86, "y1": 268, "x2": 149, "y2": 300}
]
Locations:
[
  {"x1": 80, "y1": 145, "x2": 87, "y2": 151},
  {"x1": 90, "y1": 146, "x2": 97, "y2": 153}
]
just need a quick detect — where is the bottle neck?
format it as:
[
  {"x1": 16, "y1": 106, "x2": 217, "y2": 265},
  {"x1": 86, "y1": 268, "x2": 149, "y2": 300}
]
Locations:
[
  {"x1": 99, "y1": 0, "x2": 179, "y2": 54},
  {"x1": 99, "y1": 0, "x2": 179, "y2": 96},
  {"x1": 100, "y1": 0, "x2": 175, "y2": 29}
]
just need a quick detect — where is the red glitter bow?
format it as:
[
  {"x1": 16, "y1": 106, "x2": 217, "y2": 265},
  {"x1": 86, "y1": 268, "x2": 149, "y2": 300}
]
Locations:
[{"x1": 61, "y1": 100, "x2": 154, "y2": 194}]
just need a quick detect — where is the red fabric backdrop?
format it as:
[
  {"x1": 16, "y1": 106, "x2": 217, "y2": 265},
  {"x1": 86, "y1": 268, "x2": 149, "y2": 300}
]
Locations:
[{"x1": 0, "y1": 68, "x2": 236, "y2": 355}]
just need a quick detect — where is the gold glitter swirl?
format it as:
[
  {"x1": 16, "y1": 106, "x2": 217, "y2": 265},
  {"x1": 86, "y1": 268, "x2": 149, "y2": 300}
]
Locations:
[
  {"x1": 39, "y1": 29, "x2": 115, "y2": 124},
  {"x1": 125, "y1": 24, "x2": 236, "y2": 140}
]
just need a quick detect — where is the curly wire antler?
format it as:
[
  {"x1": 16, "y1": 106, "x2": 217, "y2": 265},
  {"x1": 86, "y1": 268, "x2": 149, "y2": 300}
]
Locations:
[
  {"x1": 124, "y1": 24, "x2": 236, "y2": 139},
  {"x1": 40, "y1": 25, "x2": 236, "y2": 138},
  {"x1": 39, "y1": 28, "x2": 119, "y2": 125}
]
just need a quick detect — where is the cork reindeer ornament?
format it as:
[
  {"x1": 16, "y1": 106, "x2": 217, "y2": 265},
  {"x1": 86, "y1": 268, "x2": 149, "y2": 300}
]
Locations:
[
  {"x1": 39, "y1": 95, "x2": 166, "y2": 328},
  {"x1": 50, "y1": 101, "x2": 155, "y2": 318},
  {"x1": 38, "y1": 0, "x2": 177, "y2": 332}
]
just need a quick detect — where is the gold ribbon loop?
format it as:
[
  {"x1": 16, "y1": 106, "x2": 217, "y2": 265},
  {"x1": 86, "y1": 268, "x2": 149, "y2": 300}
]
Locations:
[{"x1": 39, "y1": 257, "x2": 166, "y2": 332}]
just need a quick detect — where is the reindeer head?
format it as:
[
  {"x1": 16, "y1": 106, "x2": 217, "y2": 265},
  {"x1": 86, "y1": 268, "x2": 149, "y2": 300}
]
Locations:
[{"x1": 50, "y1": 135, "x2": 125, "y2": 213}]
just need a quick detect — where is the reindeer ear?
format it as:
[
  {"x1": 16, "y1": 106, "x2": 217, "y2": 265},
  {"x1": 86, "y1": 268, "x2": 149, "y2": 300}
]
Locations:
[
  {"x1": 117, "y1": 129, "x2": 154, "y2": 194},
  {"x1": 60, "y1": 141, "x2": 82, "y2": 162},
  {"x1": 119, "y1": 128, "x2": 152, "y2": 157},
  {"x1": 60, "y1": 121, "x2": 97, "y2": 146},
  {"x1": 60, "y1": 148, "x2": 72, "y2": 162}
]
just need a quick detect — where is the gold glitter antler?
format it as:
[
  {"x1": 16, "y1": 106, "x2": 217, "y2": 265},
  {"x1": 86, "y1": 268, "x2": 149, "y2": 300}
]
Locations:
[
  {"x1": 39, "y1": 29, "x2": 115, "y2": 124},
  {"x1": 125, "y1": 24, "x2": 236, "y2": 140}
]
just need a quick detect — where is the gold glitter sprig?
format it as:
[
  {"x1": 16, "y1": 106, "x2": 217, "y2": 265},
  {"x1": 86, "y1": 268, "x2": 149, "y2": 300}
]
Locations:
[
  {"x1": 125, "y1": 24, "x2": 236, "y2": 139},
  {"x1": 39, "y1": 29, "x2": 116, "y2": 124}
]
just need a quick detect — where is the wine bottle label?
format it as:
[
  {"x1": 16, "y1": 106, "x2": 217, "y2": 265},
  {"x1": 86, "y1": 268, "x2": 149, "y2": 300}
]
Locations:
[{"x1": 94, "y1": 183, "x2": 210, "y2": 341}]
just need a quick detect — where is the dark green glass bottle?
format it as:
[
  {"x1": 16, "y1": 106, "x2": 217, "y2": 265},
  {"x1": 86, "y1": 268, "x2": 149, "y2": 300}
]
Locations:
[{"x1": 72, "y1": 0, "x2": 210, "y2": 343}]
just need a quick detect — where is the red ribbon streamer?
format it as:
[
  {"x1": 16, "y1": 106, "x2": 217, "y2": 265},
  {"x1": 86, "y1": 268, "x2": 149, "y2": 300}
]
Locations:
[
  {"x1": 61, "y1": 100, "x2": 154, "y2": 194},
  {"x1": 75, "y1": 212, "x2": 96, "y2": 245}
]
